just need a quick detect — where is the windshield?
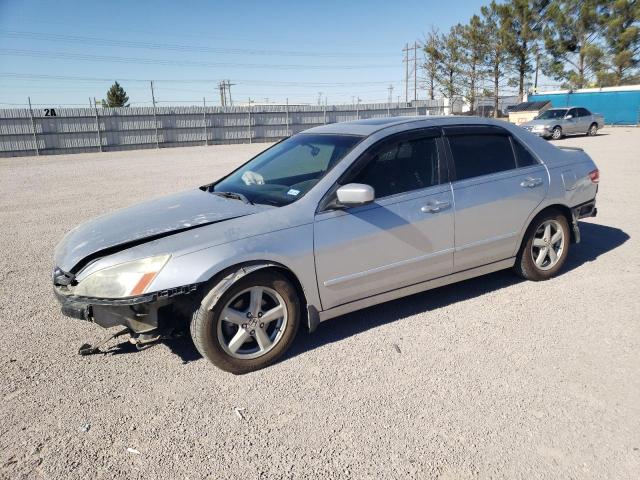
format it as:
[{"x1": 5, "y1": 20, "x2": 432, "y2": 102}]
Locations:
[
  {"x1": 212, "y1": 134, "x2": 361, "y2": 206},
  {"x1": 536, "y1": 109, "x2": 568, "y2": 120}
]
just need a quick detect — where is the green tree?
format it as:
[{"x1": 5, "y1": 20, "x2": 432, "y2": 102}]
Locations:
[
  {"x1": 481, "y1": 1, "x2": 514, "y2": 117},
  {"x1": 460, "y1": 14, "x2": 488, "y2": 112},
  {"x1": 422, "y1": 27, "x2": 440, "y2": 100},
  {"x1": 507, "y1": 0, "x2": 549, "y2": 101},
  {"x1": 434, "y1": 25, "x2": 466, "y2": 109},
  {"x1": 600, "y1": 0, "x2": 640, "y2": 85},
  {"x1": 102, "y1": 81, "x2": 130, "y2": 107},
  {"x1": 542, "y1": 0, "x2": 605, "y2": 89}
]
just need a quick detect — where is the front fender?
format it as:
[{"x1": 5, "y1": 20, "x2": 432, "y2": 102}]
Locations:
[{"x1": 148, "y1": 223, "x2": 321, "y2": 311}]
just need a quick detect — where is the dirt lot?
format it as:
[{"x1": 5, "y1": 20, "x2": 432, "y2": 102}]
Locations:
[{"x1": 1, "y1": 127, "x2": 639, "y2": 479}]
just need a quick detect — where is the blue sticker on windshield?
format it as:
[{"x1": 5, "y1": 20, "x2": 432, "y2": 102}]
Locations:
[{"x1": 287, "y1": 189, "x2": 300, "y2": 196}]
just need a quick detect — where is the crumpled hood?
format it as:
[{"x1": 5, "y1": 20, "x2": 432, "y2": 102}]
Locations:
[{"x1": 54, "y1": 189, "x2": 264, "y2": 272}]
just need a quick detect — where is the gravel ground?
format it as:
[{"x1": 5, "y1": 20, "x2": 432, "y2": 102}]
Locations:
[{"x1": 1, "y1": 127, "x2": 639, "y2": 479}]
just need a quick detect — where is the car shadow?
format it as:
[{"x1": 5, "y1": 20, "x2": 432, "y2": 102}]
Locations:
[{"x1": 161, "y1": 221, "x2": 628, "y2": 365}]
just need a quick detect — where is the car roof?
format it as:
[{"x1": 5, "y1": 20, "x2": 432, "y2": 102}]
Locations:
[{"x1": 303, "y1": 115, "x2": 514, "y2": 137}]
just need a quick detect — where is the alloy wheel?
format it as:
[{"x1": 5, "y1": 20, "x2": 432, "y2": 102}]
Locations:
[
  {"x1": 552, "y1": 127, "x2": 562, "y2": 140},
  {"x1": 530, "y1": 220, "x2": 565, "y2": 271},
  {"x1": 217, "y1": 286, "x2": 288, "y2": 360}
]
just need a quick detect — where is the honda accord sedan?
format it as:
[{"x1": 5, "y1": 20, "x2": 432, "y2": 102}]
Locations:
[{"x1": 53, "y1": 116, "x2": 599, "y2": 373}]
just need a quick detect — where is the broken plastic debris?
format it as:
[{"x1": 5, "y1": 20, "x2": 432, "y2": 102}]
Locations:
[
  {"x1": 126, "y1": 448, "x2": 141, "y2": 455},
  {"x1": 234, "y1": 408, "x2": 245, "y2": 420},
  {"x1": 79, "y1": 423, "x2": 91, "y2": 433}
]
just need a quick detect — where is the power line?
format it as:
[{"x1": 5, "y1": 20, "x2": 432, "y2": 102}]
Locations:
[
  {"x1": 0, "y1": 49, "x2": 397, "y2": 70},
  {"x1": 0, "y1": 30, "x2": 397, "y2": 58},
  {"x1": 0, "y1": 72, "x2": 401, "y2": 87}
]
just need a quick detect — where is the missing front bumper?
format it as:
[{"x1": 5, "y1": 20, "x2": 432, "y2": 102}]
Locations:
[{"x1": 54, "y1": 284, "x2": 199, "y2": 333}]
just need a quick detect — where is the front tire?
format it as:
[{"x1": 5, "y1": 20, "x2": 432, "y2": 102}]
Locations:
[
  {"x1": 514, "y1": 210, "x2": 570, "y2": 281},
  {"x1": 190, "y1": 271, "x2": 300, "y2": 374},
  {"x1": 551, "y1": 126, "x2": 562, "y2": 140}
]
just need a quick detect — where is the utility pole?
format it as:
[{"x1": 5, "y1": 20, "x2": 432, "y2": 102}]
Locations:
[
  {"x1": 218, "y1": 80, "x2": 235, "y2": 106},
  {"x1": 150, "y1": 80, "x2": 160, "y2": 148},
  {"x1": 403, "y1": 43, "x2": 409, "y2": 104},
  {"x1": 413, "y1": 41, "x2": 418, "y2": 103},
  {"x1": 317, "y1": 92, "x2": 323, "y2": 105},
  {"x1": 218, "y1": 81, "x2": 226, "y2": 107},
  {"x1": 226, "y1": 80, "x2": 234, "y2": 106},
  {"x1": 387, "y1": 84, "x2": 394, "y2": 104}
]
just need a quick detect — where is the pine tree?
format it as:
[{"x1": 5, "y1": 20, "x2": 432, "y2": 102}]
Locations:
[
  {"x1": 507, "y1": 0, "x2": 549, "y2": 101},
  {"x1": 600, "y1": 0, "x2": 640, "y2": 85},
  {"x1": 422, "y1": 27, "x2": 440, "y2": 100},
  {"x1": 434, "y1": 25, "x2": 466, "y2": 109},
  {"x1": 461, "y1": 14, "x2": 488, "y2": 112},
  {"x1": 102, "y1": 81, "x2": 130, "y2": 107},
  {"x1": 481, "y1": 1, "x2": 514, "y2": 117},
  {"x1": 542, "y1": 0, "x2": 605, "y2": 89}
]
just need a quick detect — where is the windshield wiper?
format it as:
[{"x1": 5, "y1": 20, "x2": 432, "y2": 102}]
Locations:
[{"x1": 211, "y1": 191, "x2": 253, "y2": 205}]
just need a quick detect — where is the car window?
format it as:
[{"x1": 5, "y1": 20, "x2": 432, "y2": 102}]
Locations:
[
  {"x1": 350, "y1": 136, "x2": 439, "y2": 198},
  {"x1": 258, "y1": 142, "x2": 335, "y2": 179},
  {"x1": 537, "y1": 109, "x2": 567, "y2": 119},
  {"x1": 511, "y1": 138, "x2": 538, "y2": 167},
  {"x1": 577, "y1": 108, "x2": 590, "y2": 117},
  {"x1": 567, "y1": 108, "x2": 577, "y2": 118},
  {"x1": 213, "y1": 134, "x2": 361, "y2": 206},
  {"x1": 448, "y1": 134, "x2": 516, "y2": 180}
]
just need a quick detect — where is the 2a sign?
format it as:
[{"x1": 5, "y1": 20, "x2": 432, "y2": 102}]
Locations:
[{"x1": 44, "y1": 108, "x2": 57, "y2": 117}]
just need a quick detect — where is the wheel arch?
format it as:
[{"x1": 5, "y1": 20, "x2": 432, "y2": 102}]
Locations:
[
  {"x1": 198, "y1": 260, "x2": 314, "y2": 331},
  {"x1": 517, "y1": 203, "x2": 576, "y2": 255}
]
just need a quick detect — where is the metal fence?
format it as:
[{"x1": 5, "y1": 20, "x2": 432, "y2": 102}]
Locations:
[{"x1": 0, "y1": 100, "x2": 444, "y2": 157}]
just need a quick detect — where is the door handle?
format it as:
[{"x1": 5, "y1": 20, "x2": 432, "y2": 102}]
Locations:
[
  {"x1": 421, "y1": 200, "x2": 451, "y2": 213},
  {"x1": 520, "y1": 177, "x2": 543, "y2": 188}
]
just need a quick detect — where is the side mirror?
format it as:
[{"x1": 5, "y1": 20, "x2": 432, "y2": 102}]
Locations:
[
  {"x1": 336, "y1": 183, "x2": 375, "y2": 206},
  {"x1": 565, "y1": 114, "x2": 573, "y2": 120}
]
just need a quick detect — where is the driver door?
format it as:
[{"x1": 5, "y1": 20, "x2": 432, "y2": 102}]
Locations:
[
  {"x1": 564, "y1": 108, "x2": 579, "y2": 134},
  {"x1": 313, "y1": 129, "x2": 454, "y2": 310}
]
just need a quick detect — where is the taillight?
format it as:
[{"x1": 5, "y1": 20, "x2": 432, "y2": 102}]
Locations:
[{"x1": 589, "y1": 169, "x2": 600, "y2": 183}]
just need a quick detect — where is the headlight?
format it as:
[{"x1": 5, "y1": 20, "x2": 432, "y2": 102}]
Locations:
[
  {"x1": 73, "y1": 254, "x2": 170, "y2": 298},
  {"x1": 532, "y1": 125, "x2": 546, "y2": 131}
]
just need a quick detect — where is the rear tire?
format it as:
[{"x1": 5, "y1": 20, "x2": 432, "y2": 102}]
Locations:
[
  {"x1": 514, "y1": 210, "x2": 570, "y2": 281},
  {"x1": 190, "y1": 271, "x2": 300, "y2": 374},
  {"x1": 587, "y1": 122, "x2": 598, "y2": 136},
  {"x1": 551, "y1": 126, "x2": 562, "y2": 140}
]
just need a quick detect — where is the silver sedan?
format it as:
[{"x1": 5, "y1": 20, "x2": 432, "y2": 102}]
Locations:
[{"x1": 53, "y1": 116, "x2": 599, "y2": 373}]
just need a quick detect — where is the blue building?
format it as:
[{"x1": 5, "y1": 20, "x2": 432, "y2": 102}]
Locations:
[{"x1": 529, "y1": 85, "x2": 640, "y2": 125}]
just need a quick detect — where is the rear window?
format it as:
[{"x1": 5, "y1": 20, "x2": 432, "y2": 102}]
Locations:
[
  {"x1": 448, "y1": 134, "x2": 516, "y2": 180},
  {"x1": 512, "y1": 139, "x2": 538, "y2": 167}
]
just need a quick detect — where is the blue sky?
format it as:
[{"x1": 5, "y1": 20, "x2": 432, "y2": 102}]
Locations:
[{"x1": 1, "y1": 0, "x2": 506, "y2": 106}]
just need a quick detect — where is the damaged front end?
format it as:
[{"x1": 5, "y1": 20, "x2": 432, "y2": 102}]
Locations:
[{"x1": 53, "y1": 264, "x2": 202, "y2": 354}]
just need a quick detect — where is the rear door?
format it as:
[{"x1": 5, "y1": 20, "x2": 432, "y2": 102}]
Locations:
[
  {"x1": 576, "y1": 108, "x2": 592, "y2": 133},
  {"x1": 444, "y1": 126, "x2": 548, "y2": 271},
  {"x1": 314, "y1": 128, "x2": 454, "y2": 310}
]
